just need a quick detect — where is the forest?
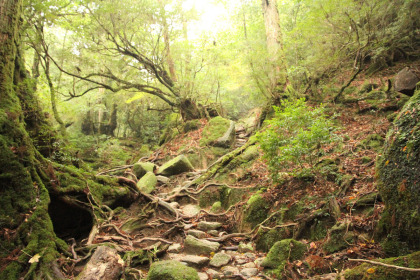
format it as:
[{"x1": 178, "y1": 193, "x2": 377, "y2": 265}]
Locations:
[{"x1": 0, "y1": 0, "x2": 419, "y2": 279}]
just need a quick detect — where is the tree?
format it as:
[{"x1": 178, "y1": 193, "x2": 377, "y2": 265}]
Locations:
[
  {"x1": 0, "y1": 1, "x2": 133, "y2": 278},
  {"x1": 261, "y1": 0, "x2": 288, "y2": 101},
  {"x1": 42, "y1": 0, "x2": 209, "y2": 121}
]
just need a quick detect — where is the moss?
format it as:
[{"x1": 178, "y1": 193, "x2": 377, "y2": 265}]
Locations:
[
  {"x1": 358, "y1": 134, "x2": 384, "y2": 151},
  {"x1": 183, "y1": 119, "x2": 201, "y2": 133},
  {"x1": 200, "y1": 116, "x2": 231, "y2": 147},
  {"x1": 133, "y1": 162, "x2": 155, "y2": 179},
  {"x1": 344, "y1": 251, "x2": 420, "y2": 280},
  {"x1": 243, "y1": 192, "x2": 270, "y2": 229},
  {"x1": 376, "y1": 89, "x2": 420, "y2": 254},
  {"x1": 136, "y1": 172, "x2": 157, "y2": 194},
  {"x1": 157, "y1": 155, "x2": 194, "y2": 176},
  {"x1": 261, "y1": 239, "x2": 307, "y2": 277},
  {"x1": 323, "y1": 222, "x2": 356, "y2": 253},
  {"x1": 123, "y1": 249, "x2": 148, "y2": 267},
  {"x1": 147, "y1": 260, "x2": 199, "y2": 280},
  {"x1": 211, "y1": 201, "x2": 222, "y2": 213},
  {"x1": 255, "y1": 227, "x2": 290, "y2": 252}
]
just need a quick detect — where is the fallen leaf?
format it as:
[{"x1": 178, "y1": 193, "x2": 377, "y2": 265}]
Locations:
[
  {"x1": 367, "y1": 267, "x2": 375, "y2": 274},
  {"x1": 29, "y1": 254, "x2": 41, "y2": 263}
]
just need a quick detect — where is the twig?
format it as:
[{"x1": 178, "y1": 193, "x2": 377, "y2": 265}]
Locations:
[{"x1": 348, "y1": 258, "x2": 420, "y2": 272}]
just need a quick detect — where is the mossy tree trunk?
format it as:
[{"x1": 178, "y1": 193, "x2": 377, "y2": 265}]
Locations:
[{"x1": 0, "y1": 1, "x2": 69, "y2": 279}]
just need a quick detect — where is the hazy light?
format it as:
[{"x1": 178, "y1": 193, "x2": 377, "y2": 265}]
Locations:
[{"x1": 183, "y1": 0, "x2": 229, "y2": 40}]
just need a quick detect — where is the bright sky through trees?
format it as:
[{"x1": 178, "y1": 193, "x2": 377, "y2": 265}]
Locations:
[{"x1": 182, "y1": 0, "x2": 230, "y2": 39}]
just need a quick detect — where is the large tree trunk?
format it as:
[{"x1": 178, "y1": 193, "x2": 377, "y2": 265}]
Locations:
[
  {"x1": 0, "y1": 2, "x2": 133, "y2": 278},
  {"x1": 0, "y1": 1, "x2": 66, "y2": 278},
  {"x1": 261, "y1": 0, "x2": 288, "y2": 101}
]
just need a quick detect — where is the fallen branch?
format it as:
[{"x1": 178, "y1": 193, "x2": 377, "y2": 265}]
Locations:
[{"x1": 348, "y1": 258, "x2": 420, "y2": 272}]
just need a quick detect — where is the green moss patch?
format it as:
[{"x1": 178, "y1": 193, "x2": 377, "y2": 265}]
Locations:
[
  {"x1": 200, "y1": 116, "x2": 231, "y2": 147},
  {"x1": 344, "y1": 251, "x2": 420, "y2": 280}
]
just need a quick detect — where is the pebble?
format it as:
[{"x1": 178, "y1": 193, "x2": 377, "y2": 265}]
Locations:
[{"x1": 167, "y1": 243, "x2": 182, "y2": 253}]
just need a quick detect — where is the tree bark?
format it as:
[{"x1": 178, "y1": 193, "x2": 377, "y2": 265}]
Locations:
[{"x1": 261, "y1": 0, "x2": 288, "y2": 100}]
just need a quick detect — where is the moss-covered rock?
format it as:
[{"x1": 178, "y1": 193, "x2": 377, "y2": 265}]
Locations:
[
  {"x1": 136, "y1": 171, "x2": 157, "y2": 194},
  {"x1": 210, "y1": 201, "x2": 222, "y2": 213},
  {"x1": 323, "y1": 222, "x2": 355, "y2": 253},
  {"x1": 133, "y1": 162, "x2": 155, "y2": 179},
  {"x1": 184, "y1": 235, "x2": 220, "y2": 255},
  {"x1": 376, "y1": 89, "x2": 420, "y2": 255},
  {"x1": 343, "y1": 251, "x2": 420, "y2": 280},
  {"x1": 200, "y1": 116, "x2": 234, "y2": 148},
  {"x1": 261, "y1": 239, "x2": 307, "y2": 277},
  {"x1": 147, "y1": 260, "x2": 199, "y2": 280},
  {"x1": 243, "y1": 192, "x2": 270, "y2": 230},
  {"x1": 157, "y1": 155, "x2": 194, "y2": 176}
]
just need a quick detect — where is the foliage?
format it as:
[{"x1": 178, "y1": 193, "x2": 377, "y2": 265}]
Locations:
[{"x1": 257, "y1": 98, "x2": 337, "y2": 181}]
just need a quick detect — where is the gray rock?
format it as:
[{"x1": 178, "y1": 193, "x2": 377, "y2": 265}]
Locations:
[
  {"x1": 136, "y1": 171, "x2": 157, "y2": 194},
  {"x1": 215, "y1": 120, "x2": 236, "y2": 148},
  {"x1": 209, "y1": 252, "x2": 231, "y2": 268},
  {"x1": 157, "y1": 155, "x2": 194, "y2": 176},
  {"x1": 182, "y1": 204, "x2": 201, "y2": 217},
  {"x1": 206, "y1": 269, "x2": 221, "y2": 279},
  {"x1": 197, "y1": 221, "x2": 222, "y2": 231},
  {"x1": 208, "y1": 230, "x2": 219, "y2": 236},
  {"x1": 77, "y1": 246, "x2": 123, "y2": 280},
  {"x1": 222, "y1": 266, "x2": 239, "y2": 276},
  {"x1": 167, "y1": 243, "x2": 182, "y2": 253},
  {"x1": 156, "y1": 175, "x2": 170, "y2": 184},
  {"x1": 238, "y1": 242, "x2": 253, "y2": 253},
  {"x1": 184, "y1": 235, "x2": 220, "y2": 255},
  {"x1": 181, "y1": 255, "x2": 210, "y2": 267},
  {"x1": 188, "y1": 229, "x2": 207, "y2": 239},
  {"x1": 242, "y1": 262, "x2": 256, "y2": 268},
  {"x1": 197, "y1": 272, "x2": 209, "y2": 280},
  {"x1": 394, "y1": 67, "x2": 419, "y2": 96},
  {"x1": 133, "y1": 162, "x2": 155, "y2": 179},
  {"x1": 241, "y1": 268, "x2": 258, "y2": 277}
]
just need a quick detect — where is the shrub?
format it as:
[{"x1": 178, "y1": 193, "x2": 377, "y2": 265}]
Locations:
[{"x1": 257, "y1": 98, "x2": 338, "y2": 181}]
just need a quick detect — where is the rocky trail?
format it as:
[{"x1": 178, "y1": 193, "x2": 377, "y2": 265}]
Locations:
[{"x1": 70, "y1": 81, "x2": 420, "y2": 280}]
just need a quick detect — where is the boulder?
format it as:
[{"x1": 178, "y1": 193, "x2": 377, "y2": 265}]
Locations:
[
  {"x1": 214, "y1": 120, "x2": 236, "y2": 148},
  {"x1": 261, "y1": 239, "x2": 306, "y2": 271},
  {"x1": 184, "y1": 235, "x2": 220, "y2": 255},
  {"x1": 76, "y1": 246, "x2": 124, "y2": 280},
  {"x1": 200, "y1": 116, "x2": 235, "y2": 148},
  {"x1": 394, "y1": 67, "x2": 419, "y2": 96},
  {"x1": 157, "y1": 155, "x2": 194, "y2": 176},
  {"x1": 147, "y1": 260, "x2": 199, "y2": 280},
  {"x1": 136, "y1": 172, "x2": 157, "y2": 194},
  {"x1": 133, "y1": 162, "x2": 155, "y2": 179},
  {"x1": 376, "y1": 89, "x2": 420, "y2": 254}
]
